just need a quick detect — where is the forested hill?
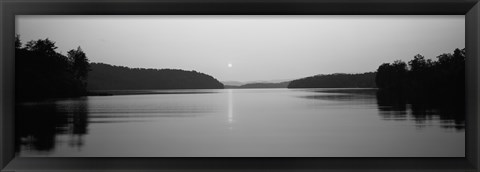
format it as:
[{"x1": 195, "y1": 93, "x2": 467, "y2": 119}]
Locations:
[
  {"x1": 287, "y1": 72, "x2": 376, "y2": 88},
  {"x1": 87, "y1": 63, "x2": 224, "y2": 90}
]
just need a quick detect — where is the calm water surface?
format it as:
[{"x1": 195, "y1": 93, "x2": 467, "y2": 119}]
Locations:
[{"x1": 16, "y1": 88, "x2": 465, "y2": 157}]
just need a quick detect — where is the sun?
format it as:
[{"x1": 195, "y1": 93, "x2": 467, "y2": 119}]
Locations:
[{"x1": 228, "y1": 63, "x2": 232, "y2": 68}]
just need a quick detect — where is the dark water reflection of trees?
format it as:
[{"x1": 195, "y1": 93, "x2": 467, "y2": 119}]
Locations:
[
  {"x1": 300, "y1": 89, "x2": 465, "y2": 131},
  {"x1": 15, "y1": 99, "x2": 89, "y2": 153},
  {"x1": 376, "y1": 90, "x2": 465, "y2": 130},
  {"x1": 16, "y1": 89, "x2": 465, "y2": 153}
]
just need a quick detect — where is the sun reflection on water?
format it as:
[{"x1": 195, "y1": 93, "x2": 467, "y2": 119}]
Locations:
[{"x1": 228, "y1": 89, "x2": 234, "y2": 128}]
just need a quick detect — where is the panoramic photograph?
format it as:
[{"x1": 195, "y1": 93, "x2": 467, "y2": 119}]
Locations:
[{"x1": 15, "y1": 15, "x2": 465, "y2": 157}]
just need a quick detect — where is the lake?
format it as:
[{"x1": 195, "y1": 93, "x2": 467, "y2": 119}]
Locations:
[{"x1": 16, "y1": 88, "x2": 465, "y2": 157}]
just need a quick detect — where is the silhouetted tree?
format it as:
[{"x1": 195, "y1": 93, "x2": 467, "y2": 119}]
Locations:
[
  {"x1": 375, "y1": 60, "x2": 407, "y2": 91},
  {"x1": 375, "y1": 48, "x2": 465, "y2": 103},
  {"x1": 408, "y1": 54, "x2": 432, "y2": 72},
  {"x1": 16, "y1": 37, "x2": 90, "y2": 101},
  {"x1": 15, "y1": 34, "x2": 22, "y2": 49},
  {"x1": 25, "y1": 38, "x2": 58, "y2": 56},
  {"x1": 67, "y1": 47, "x2": 90, "y2": 80}
]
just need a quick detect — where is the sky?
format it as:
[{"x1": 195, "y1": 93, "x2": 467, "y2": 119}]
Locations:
[{"x1": 16, "y1": 15, "x2": 464, "y2": 82}]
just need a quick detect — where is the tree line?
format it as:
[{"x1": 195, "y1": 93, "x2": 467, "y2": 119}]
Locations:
[
  {"x1": 287, "y1": 72, "x2": 376, "y2": 88},
  {"x1": 87, "y1": 63, "x2": 224, "y2": 90},
  {"x1": 16, "y1": 36, "x2": 225, "y2": 101},
  {"x1": 16, "y1": 35, "x2": 465, "y2": 102},
  {"x1": 375, "y1": 48, "x2": 465, "y2": 103},
  {"x1": 287, "y1": 48, "x2": 465, "y2": 103},
  {"x1": 15, "y1": 36, "x2": 90, "y2": 101}
]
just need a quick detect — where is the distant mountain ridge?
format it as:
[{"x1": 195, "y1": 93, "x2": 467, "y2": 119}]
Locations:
[
  {"x1": 221, "y1": 79, "x2": 292, "y2": 85},
  {"x1": 87, "y1": 63, "x2": 224, "y2": 90},
  {"x1": 224, "y1": 81, "x2": 290, "y2": 89},
  {"x1": 221, "y1": 79, "x2": 292, "y2": 89},
  {"x1": 221, "y1": 81, "x2": 244, "y2": 86}
]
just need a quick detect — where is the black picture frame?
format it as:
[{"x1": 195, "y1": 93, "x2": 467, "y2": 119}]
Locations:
[{"x1": 1, "y1": 0, "x2": 479, "y2": 171}]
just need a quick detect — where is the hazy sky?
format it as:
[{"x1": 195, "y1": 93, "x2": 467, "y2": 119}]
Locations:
[{"x1": 16, "y1": 15, "x2": 464, "y2": 82}]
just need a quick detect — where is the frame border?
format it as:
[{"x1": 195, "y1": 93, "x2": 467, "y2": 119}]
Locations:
[{"x1": 1, "y1": 0, "x2": 479, "y2": 171}]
